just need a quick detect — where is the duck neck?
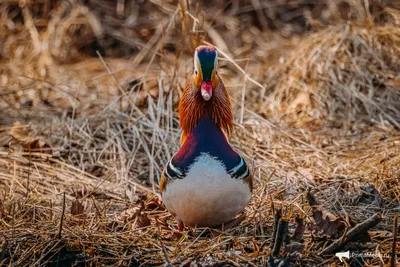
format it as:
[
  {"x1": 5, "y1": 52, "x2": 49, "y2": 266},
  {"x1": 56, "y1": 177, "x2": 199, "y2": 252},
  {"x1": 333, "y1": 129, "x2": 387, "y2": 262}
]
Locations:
[{"x1": 179, "y1": 79, "x2": 233, "y2": 141}]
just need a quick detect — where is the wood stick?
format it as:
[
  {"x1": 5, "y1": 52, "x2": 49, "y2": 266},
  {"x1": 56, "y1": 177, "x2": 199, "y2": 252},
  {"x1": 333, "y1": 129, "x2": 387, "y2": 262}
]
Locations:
[
  {"x1": 322, "y1": 213, "x2": 382, "y2": 255},
  {"x1": 57, "y1": 192, "x2": 66, "y2": 239},
  {"x1": 391, "y1": 214, "x2": 398, "y2": 267},
  {"x1": 270, "y1": 209, "x2": 282, "y2": 249},
  {"x1": 272, "y1": 219, "x2": 289, "y2": 257}
]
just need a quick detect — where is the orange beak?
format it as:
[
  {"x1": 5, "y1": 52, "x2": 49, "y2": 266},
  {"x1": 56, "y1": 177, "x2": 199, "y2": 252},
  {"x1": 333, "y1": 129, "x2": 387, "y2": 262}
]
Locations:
[{"x1": 201, "y1": 81, "x2": 212, "y2": 101}]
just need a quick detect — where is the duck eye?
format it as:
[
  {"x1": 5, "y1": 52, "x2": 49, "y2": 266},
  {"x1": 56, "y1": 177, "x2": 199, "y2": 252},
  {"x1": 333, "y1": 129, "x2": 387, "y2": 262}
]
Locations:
[{"x1": 195, "y1": 70, "x2": 198, "y2": 75}]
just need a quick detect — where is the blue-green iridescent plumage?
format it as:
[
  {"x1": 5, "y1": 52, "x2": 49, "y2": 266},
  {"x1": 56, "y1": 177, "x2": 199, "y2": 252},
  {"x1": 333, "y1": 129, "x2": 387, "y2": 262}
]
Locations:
[{"x1": 197, "y1": 48, "x2": 217, "y2": 82}]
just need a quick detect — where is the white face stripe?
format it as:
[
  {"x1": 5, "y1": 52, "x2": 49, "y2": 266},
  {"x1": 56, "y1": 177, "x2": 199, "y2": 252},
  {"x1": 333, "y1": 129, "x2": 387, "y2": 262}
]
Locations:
[
  {"x1": 165, "y1": 166, "x2": 172, "y2": 178},
  {"x1": 194, "y1": 50, "x2": 202, "y2": 79},
  {"x1": 214, "y1": 50, "x2": 218, "y2": 70},
  {"x1": 229, "y1": 156, "x2": 244, "y2": 174},
  {"x1": 194, "y1": 50, "x2": 198, "y2": 73},
  {"x1": 169, "y1": 159, "x2": 182, "y2": 176}
]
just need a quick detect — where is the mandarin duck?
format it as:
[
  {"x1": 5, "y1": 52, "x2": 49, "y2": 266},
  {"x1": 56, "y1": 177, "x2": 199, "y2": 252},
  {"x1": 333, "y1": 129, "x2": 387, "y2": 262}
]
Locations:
[{"x1": 160, "y1": 45, "x2": 252, "y2": 231}]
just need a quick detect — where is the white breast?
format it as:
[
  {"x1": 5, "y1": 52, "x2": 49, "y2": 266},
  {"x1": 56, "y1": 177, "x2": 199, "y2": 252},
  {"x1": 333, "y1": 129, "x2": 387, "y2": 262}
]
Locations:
[{"x1": 162, "y1": 153, "x2": 251, "y2": 227}]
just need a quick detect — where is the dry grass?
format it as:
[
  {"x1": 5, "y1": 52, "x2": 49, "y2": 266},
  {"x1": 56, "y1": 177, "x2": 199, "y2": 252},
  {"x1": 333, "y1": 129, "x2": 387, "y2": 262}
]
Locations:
[
  {"x1": 267, "y1": 21, "x2": 400, "y2": 129},
  {"x1": 0, "y1": 0, "x2": 399, "y2": 266}
]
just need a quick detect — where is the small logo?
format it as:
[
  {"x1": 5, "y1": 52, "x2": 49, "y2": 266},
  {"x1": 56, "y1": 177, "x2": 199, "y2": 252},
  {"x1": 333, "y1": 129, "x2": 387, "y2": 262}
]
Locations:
[{"x1": 335, "y1": 251, "x2": 350, "y2": 262}]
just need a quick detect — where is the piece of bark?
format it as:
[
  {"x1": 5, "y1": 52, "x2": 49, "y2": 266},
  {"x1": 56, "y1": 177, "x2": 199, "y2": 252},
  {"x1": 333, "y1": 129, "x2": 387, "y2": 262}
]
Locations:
[{"x1": 322, "y1": 213, "x2": 382, "y2": 255}]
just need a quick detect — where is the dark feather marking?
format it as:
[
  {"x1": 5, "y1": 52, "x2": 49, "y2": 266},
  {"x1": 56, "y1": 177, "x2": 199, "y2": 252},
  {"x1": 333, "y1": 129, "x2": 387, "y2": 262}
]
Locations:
[
  {"x1": 165, "y1": 160, "x2": 184, "y2": 179},
  {"x1": 168, "y1": 117, "x2": 250, "y2": 180},
  {"x1": 229, "y1": 157, "x2": 250, "y2": 179}
]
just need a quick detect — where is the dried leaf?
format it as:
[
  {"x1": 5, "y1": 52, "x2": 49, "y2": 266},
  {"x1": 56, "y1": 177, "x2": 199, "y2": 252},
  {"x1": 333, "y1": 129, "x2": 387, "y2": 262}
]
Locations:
[
  {"x1": 118, "y1": 204, "x2": 151, "y2": 228},
  {"x1": 71, "y1": 199, "x2": 84, "y2": 216},
  {"x1": 313, "y1": 209, "x2": 345, "y2": 236},
  {"x1": 146, "y1": 198, "x2": 164, "y2": 210},
  {"x1": 119, "y1": 207, "x2": 140, "y2": 222},
  {"x1": 135, "y1": 212, "x2": 151, "y2": 228},
  {"x1": 307, "y1": 191, "x2": 346, "y2": 236},
  {"x1": 292, "y1": 216, "x2": 305, "y2": 242},
  {"x1": 9, "y1": 122, "x2": 39, "y2": 145},
  {"x1": 8, "y1": 121, "x2": 51, "y2": 153}
]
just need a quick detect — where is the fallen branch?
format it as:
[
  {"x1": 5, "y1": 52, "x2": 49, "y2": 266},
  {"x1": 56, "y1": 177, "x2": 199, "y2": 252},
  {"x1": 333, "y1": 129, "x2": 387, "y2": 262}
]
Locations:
[
  {"x1": 322, "y1": 213, "x2": 382, "y2": 255},
  {"x1": 272, "y1": 219, "x2": 289, "y2": 257},
  {"x1": 57, "y1": 192, "x2": 66, "y2": 239},
  {"x1": 270, "y1": 209, "x2": 282, "y2": 249}
]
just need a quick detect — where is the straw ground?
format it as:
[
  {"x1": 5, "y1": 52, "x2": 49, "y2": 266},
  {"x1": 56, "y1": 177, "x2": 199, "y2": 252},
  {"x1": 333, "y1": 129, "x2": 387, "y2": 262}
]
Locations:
[{"x1": 0, "y1": 1, "x2": 399, "y2": 266}]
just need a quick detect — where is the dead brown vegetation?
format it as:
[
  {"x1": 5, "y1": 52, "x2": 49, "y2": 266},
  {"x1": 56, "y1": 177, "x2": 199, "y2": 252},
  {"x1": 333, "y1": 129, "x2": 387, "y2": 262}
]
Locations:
[{"x1": 0, "y1": 0, "x2": 399, "y2": 266}]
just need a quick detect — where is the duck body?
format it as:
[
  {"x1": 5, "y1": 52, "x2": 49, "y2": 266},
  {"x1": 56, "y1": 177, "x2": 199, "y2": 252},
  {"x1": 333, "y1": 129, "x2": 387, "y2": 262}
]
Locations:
[
  {"x1": 162, "y1": 117, "x2": 251, "y2": 227},
  {"x1": 160, "y1": 45, "x2": 252, "y2": 229}
]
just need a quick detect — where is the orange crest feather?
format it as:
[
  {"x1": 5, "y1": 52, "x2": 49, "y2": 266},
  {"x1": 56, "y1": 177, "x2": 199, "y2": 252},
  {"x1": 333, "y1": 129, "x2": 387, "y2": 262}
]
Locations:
[{"x1": 179, "y1": 75, "x2": 233, "y2": 138}]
